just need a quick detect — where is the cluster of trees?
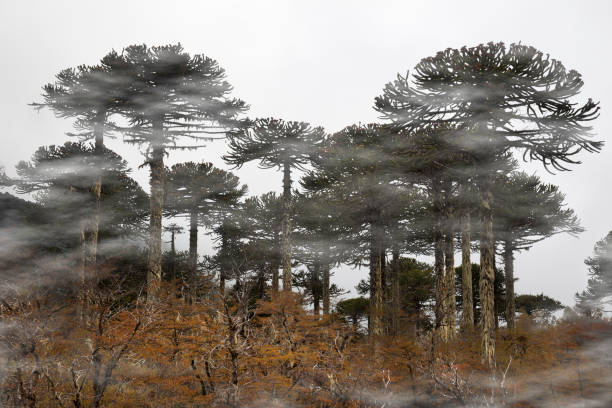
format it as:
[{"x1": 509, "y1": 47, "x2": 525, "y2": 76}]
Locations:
[{"x1": 0, "y1": 41, "x2": 608, "y2": 406}]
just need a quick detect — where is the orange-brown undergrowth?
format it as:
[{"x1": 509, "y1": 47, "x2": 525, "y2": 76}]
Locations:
[{"x1": 1, "y1": 287, "x2": 611, "y2": 407}]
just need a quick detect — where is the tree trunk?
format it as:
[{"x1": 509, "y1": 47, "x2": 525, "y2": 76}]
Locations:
[
  {"x1": 478, "y1": 176, "x2": 496, "y2": 369},
  {"x1": 504, "y1": 239, "x2": 516, "y2": 330},
  {"x1": 187, "y1": 209, "x2": 198, "y2": 303},
  {"x1": 220, "y1": 229, "x2": 228, "y2": 296},
  {"x1": 444, "y1": 228, "x2": 456, "y2": 339},
  {"x1": 322, "y1": 260, "x2": 330, "y2": 315},
  {"x1": 147, "y1": 119, "x2": 165, "y2": 300},
  {"x1": 81, "y1": 110, "x2": 106, "y2": 306},
  {"x1": 270, "y1": 263, "x2": 279, "y2": 295},
  {"x1": 432, "y1": 179, "x2": 449, "y2": 342},
  {"x1": 313, "y1": 259, "x2": 321, "y2": 316},
  {"x1": 391, "y1": 244, "x2": 400, "y2": 336},
  {"x1": 369, "y1": 223, "x2": 384, "y2": 337},
  {"x1": 281, "y1": 161, "x2": 292, "y2": 291},
  {"x1": 461, "y1": 213, "x2": 474, "y2": 330}
]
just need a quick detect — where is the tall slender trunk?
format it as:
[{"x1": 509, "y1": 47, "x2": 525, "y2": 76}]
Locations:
[
  {"x1": 322, "y1": 258, "x2": 330, "y2": 315},
  {"x1": 147, "y1": 119, "x2": 165, "y2": 300},
  {"x1": 220, "y1": 228, "x2": 228, "y2": 295},
  {"x1": 443, "y1": 180, "x2": 456, "y2": 339},
  {"x1": 313, "y1": 258, "x2": 321, "y2": 316},
  {"x1": 504, "y1": 239, "x2": 516, "y2": 330},
  {"x1": 461, "y1": 213, "x2": 474, "y2": 330},
  {"x1": 187, "y1": 209, "x2": 198, "y2": 303},
  {"x1": 432, "y1": 179, "x2": 449, "y2": 342},
  {"x1": 478, "y1": 175, "x2": 496, "y2": 369},
  {"x1": 170, "y1": 230, "x2": 177, "y2": 282},
  {"x1": 270, "y1": 263, "x2": 279, "y2": 295},
  {"x1": 369, "y1": 223, "x2": 384, "y2": 337},
  {"x1": 271, "y1": 234, "x2": 280, "y2": 295},
  {"x1": 81, "y1": 110, "x2": 106, "y2": 299},
  {"x1": 444, "y1": 228, "x2": 456, "y2": 339},
  {"x1": 391, "y1": 244, "x2": 400, "y2": 336},
  {"x1": 281, "y1": 161, "x2": 292, "y2": 291}
]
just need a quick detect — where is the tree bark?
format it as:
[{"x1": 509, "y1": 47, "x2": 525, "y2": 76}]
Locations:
[
  {"x1": 281, "y1": 161, "x2": 292, "y2": 291},
  {"x1": 369, "y1": 223, "x2": 384, "y2": 337},
  {"x1": 444, "y1": 228, "x2": 456, "y2": 340},
  {"x1": 391, "y1": 244, "x2": 400, "y2": 336},
  {"x1": 313, "y1": 258, "x2": 321, "y2": 316},
  {"x1": 187, "y1": 209, "x2": 198, "y2": 303},
  {"x1": 270, "y1": 262, "x2": 279, "y2": 295},
  {"x1": 460, "y1": 213, "x2": 474, "y2": 330},
  {"x1": 504, "y1": 239, "x2": 516, "y2": 331},
  {"x1": 147, "y1": 119, "x2": 165, "y2": 300},
  {"x1": 432, "y1": 179, "x2": 449, "y2": 342},
  {"x1": 81, "y1": 110, "x2": 106, "y2": 301},
  {"x1": 322, "y1": 259, "x2": 330, "y2": 315},
  {"x1": 478, "y1": 176, "x2": 496, "y2": 369}
]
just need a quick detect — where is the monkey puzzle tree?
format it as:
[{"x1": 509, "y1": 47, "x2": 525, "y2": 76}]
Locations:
[
  {"x1": 34, "y1": 60, "x2": 132, "y2": 281},
  {"x1": 15, "y1": 142, "x2": 148, "y2": 283},
  {"x1": 576, "y1": 231, "x2": 612, "y2": 316},
  {"x1": 293, "y1": 190, "x2": 347, "y2": 314},
  {"x1": 165, "y1": 162, "x2": 246, "y2": 300},
  {"x1": 224, "y1": 118, "x2": 325, "y2": 291},
  {"x1": 107, "y1": 44, "x2": 247, "y2": 297},
  {"x1": 389, "y1": 125, "x2": 474, "y2": 341},
  {"x1": 493, "y1": 171, "x2": 582, "y2": 329},
  {"x1": 303, "y1": 124, "x2": 410, "y2": 336},
  {"x1": 240, "y1": 192, "x2": 283, "y2": 294},
  {"x1": 375, "y1": 42, "x2": 600, "y2": 367}
]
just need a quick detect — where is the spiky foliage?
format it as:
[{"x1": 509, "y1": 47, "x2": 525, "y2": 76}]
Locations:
[
  {"x1": 493, "y1": 171, "x2": 582, "y2": 328},
  {"x1": 165, "y1": 162, "x2": 246, "y2": 300},
  {"x1": 103, "y1": 43, "x2": 247, "y2": 297},
  {"x1": 576, "y1": 232, "x2": 612, "y2": 316},
  {"x1": 376, "y1": 42, "x2": 600, "y2": 367},
  {"x1": 224, "y1": 118, "x2": 326, "y2": 292},
  {"x1": 303, "y1": 124, "x2": 414, "y2": 336}
]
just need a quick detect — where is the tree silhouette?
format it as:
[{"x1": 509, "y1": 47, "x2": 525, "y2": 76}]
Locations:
[
  {"x1": 576, "y1": 232, "x2": 612, "y2": 316},
  {"x1": 224, "y1": 118, "x2": 325, "y2": 291},
  {"x1": 33, "y1": 61, "x2": 132, "y2": 285},
  {"x1": 493, "y1": 171, "x2": 582, "y2": 329},
  {"x1": 303, "y1": 124, "x2": 410, "y2": 336},
  {"x1": 105, "y1": 44, "x2": 248, "y2": 298},
  {"x1": 165, "y1": 162, "x2": 246, "y2": 300},
  {"x1": 376, "y1": 42, "x2": 601, "y2": 367}
]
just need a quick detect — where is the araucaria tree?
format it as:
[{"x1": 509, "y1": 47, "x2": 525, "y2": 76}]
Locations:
[
  {"x1": 576, "y1": 231, "x2": 612, "y2": 316},
  {"x1": 165, "y1": 162, "x2": 246, "y2": 300},
  {"x1": 35, "y1": 61, "x2": 131, "y2": 283},
  {"x1": 493, "y1": 171, "x2": 582, "y2": 329},
  {"x1": 375, "y1": 42, "x2": 600, "y2": 367},
  {"x1": 224, "y1": 118, "x2": 325, "y2": 291},
  {"x1": 107, "y1": 44, "x2": 247, "y2": 298}
]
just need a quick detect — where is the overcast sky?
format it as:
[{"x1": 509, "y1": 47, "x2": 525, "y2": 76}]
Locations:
[{"x1": 1, "y1": 0, "x2": 611, "y2": 306}]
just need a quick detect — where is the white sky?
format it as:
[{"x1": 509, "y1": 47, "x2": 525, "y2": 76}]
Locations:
[{"x1": 1, "y1": 0, "x2": 611, "y2": 306}]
